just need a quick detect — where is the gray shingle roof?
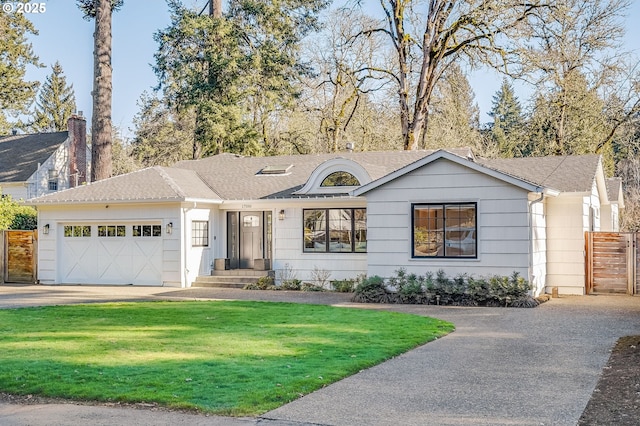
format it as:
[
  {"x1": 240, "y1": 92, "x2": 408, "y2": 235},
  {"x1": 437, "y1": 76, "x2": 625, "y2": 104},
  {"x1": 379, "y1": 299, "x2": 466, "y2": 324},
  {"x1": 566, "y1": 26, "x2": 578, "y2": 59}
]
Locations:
[
  {"x1": 606, "y1": 177, "x2": 622, "y2": 202},
  {"x1": 0, "y1": 131, "x2": 69, "y2": 182},
  {"x1": 174, "y1": 149, "x2": 473, "y2": 199},
  {"x1": 478, "y1": 155, "x2": 602, "y2": 193},
  {"x1": 27, "y1": 148, "x2": 606, "y2": 205},
  {"x1": 28, "y1": 166, "x2": 221, "y2": 204}
]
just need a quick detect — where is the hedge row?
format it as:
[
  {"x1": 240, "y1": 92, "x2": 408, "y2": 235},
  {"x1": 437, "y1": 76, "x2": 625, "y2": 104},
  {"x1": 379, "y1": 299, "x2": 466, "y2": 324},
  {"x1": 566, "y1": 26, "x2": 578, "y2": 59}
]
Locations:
[{"x1": 352, "y1": 269, "x2": 541, "y2": 308}]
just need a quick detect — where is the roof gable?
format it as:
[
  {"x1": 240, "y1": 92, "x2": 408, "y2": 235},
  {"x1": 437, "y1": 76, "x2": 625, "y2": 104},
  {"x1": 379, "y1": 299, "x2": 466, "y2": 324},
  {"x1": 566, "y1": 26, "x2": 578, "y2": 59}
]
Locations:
[
  {"x1": 352, "y1": 150, "x2": 544, "y2": 196},
  {"x1": 0, "y1": 131, "x2": 69, "y2": 182}
]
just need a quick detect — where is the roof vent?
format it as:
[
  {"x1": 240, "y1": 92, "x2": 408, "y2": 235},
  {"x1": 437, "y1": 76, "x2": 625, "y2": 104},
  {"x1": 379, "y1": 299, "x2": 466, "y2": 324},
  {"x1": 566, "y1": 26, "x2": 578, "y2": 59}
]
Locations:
[
  {"x1": 259, "y1": 164, "x2": 293, "y2": 175},
  {"x1": 345, "y1": 142, "x2": 354, "y2": 152},
  {"x1": 11, "y1": 129, "x2": 18, "y2": 135}
]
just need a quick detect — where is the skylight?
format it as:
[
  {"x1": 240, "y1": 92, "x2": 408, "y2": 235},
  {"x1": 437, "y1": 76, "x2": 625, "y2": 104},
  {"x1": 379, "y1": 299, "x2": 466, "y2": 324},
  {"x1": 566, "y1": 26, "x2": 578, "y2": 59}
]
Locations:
[{"x1": 259, "y1": 164, "x2": 293, "y2": 175}]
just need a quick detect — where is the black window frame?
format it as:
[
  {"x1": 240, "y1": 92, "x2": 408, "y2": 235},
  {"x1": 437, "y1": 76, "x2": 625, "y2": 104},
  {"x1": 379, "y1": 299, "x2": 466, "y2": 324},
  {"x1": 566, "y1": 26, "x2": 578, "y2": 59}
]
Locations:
[
  {"x1": 192, "y1": 220, "x2": 209, "y2": 247},
  {"x1": 412, "y1": 202, "x2": 477, "y2": 259},
  {"x1": 303, "y1": 208, "x2": 367, "y2": 253}
]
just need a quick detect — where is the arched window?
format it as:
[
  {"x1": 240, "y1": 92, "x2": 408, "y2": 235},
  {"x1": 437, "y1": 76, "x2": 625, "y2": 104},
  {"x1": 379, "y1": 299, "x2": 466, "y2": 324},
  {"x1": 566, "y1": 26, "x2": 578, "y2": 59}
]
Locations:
[{"x1": 320, "y1": 171, "x2": 360, "y2": 187}]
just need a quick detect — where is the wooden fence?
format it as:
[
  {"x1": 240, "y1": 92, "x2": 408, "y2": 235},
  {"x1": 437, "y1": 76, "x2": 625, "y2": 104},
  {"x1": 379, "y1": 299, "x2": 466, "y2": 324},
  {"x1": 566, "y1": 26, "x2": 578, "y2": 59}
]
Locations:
[
  {"x1": 585, "y1": 232, "x2": 638, "y2": 295},
  {"x1": 1, "y1": 230, "x2": 38, "y2": 284}
]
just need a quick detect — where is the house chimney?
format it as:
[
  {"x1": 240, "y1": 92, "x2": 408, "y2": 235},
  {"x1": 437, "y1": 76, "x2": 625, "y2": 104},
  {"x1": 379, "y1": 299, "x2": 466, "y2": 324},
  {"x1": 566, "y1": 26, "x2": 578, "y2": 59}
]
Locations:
[{"x1": 68, "y1": 114, "x2": 87, "y2": 188}]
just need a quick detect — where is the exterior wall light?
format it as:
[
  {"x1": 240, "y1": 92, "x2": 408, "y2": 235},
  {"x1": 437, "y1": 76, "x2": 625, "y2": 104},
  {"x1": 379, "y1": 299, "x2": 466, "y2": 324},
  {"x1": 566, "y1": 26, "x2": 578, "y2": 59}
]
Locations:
[
  {"x1": 166, "y1": 222, "x2": 173, "y2": 235},
  {"x1": 43, "y1": 224, "x2": 50, "y2": 235},
  {"x1": 279, "y1": 209, "x2": 285, "y2": 220}
]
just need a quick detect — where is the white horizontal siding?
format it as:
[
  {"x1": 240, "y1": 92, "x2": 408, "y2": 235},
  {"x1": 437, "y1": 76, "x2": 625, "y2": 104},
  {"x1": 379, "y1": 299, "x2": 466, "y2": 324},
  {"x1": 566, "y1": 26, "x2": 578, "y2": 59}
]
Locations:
[
  {"x1": 544, "y1": 191, "x2": 595, "y2": 294},
  {"x1": 364, "y1": 159, "x2": 531, "y2": 281},
  {"x1": 37, "y1": 203, "x2": 182, "y2": 286},
  {"x1": 273, "y1": 203, "x2": 367, "y2": 283}
]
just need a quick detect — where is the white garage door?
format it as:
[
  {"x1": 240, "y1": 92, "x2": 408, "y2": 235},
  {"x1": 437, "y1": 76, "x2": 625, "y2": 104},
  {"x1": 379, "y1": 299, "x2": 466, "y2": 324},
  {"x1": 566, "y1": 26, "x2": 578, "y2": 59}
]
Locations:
[{"x1": 59, "y1": 223, "x2": 163, "y2": 285}]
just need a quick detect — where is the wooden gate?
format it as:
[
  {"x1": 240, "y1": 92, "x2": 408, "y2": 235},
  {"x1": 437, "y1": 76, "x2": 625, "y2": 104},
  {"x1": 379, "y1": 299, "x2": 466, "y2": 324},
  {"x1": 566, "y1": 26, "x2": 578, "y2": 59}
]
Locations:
[
  {"x1": 1, "y1": 230, "x2": 38, "y2": 284},
  {"x1": 585, "y1": 232, "x2": 637, "y2": 295}
]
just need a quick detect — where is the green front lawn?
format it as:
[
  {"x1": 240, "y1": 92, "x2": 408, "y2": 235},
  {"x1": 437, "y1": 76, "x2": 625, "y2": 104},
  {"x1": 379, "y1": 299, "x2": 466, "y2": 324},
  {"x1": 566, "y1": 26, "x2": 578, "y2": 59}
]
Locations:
[{"x1": 0, "y1": 301, "x2": 453, "y2": 416}]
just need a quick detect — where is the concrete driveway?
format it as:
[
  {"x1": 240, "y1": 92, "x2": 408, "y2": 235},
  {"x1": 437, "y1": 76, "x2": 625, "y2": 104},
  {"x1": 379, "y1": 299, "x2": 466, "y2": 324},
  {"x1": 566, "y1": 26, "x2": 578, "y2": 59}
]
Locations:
[{"x1": 0, "y1": 285, "x2": 639, "y2": 426}]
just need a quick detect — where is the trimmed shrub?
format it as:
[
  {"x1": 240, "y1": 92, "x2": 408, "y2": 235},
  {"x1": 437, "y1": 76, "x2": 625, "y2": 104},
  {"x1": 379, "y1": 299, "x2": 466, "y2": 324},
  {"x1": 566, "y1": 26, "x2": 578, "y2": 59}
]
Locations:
[
  {"x1": 352, "y1": 275, "x2": 393, "y2": 303},
  {"x1": 351, "y1": 269, "x2": 536, "y2": 308},
  {"x1": 0, "y1": 195, "x2": 37, "y2": 230},
  {"x1": 331, "y1": 279, "x2": 356, "y2": 293},
  {"x1": 243, "y1": 275, "x2": 275, "y2": 290},
  {"x1": 509, "y1": 296, "x2": 540, "y2": 308},
  {"x1": 280, "y1": 279, "x2": 302, "y2": 291},
  {"x1": 301, "y1": 282, "x2": 325, "y2": 292}
]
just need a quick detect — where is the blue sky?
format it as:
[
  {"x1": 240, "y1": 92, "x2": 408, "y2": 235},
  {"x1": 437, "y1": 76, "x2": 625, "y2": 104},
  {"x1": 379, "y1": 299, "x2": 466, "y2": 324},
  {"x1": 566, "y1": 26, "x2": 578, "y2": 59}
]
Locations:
[{"x1": 19, "y1": 0, "x2": 640, "y2": 139}]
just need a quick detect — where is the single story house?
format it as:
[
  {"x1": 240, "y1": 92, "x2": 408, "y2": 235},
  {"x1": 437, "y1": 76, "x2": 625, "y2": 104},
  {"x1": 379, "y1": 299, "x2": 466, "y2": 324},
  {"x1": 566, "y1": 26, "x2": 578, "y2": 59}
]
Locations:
[
  {"x1": 27, "y1": 148, "x2": 622, "y2": 295},
  {"x1": 0, "y1": 115, "x2": 90, "y2": 200}
]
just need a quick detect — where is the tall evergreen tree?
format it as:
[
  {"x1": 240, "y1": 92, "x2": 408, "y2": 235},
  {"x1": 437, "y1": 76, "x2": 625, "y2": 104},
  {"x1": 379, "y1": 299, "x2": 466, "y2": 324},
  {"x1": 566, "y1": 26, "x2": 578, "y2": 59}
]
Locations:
[
  {"x1": 423, "y1": 64, "x2": 482, "y2": 151},
  {"x1": 528, "y1": 71, "x2": 609, "y2": 159},
  {"x1": 488, "y1": 79, "x2": 525, "y2": 157},
  {"x1": 154, "y1": 0, "x2": 329, "y2": 157},
  {"x1": 130, "y1": 91, "x2": 194, "y2": 167},
  {"x1": 0, "y1": 10, "x2": 41, "y2": 133},
  {"x1": 29, "y1": 62, "x2": 77, "y2": 132},
  {"x1": 518, "y1": 0, "x2": 632, "y2": 160},
  {"x1": 77, "y1": 0, "x2": 123, "y2": 181}
]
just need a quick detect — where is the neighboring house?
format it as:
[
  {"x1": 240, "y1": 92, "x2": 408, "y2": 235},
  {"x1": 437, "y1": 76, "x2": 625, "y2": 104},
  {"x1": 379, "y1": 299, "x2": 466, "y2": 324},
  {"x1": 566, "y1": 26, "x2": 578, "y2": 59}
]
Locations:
[
  {"x1": 603, "y1": 177, "x2": 624, "y2": 232},
  {"x1": 27, "y1": 148, "x2": 622, "y2": 295},
  {"x1": 0, "y1": 115, "x2": 90, "y2": 200}
]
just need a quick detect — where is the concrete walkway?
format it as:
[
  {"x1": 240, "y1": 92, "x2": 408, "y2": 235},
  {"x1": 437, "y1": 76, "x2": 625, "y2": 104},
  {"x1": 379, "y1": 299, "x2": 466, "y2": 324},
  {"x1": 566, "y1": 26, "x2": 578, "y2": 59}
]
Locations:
[{"x1": 0, "y1": 285, "x2": 639, "y2": 426}]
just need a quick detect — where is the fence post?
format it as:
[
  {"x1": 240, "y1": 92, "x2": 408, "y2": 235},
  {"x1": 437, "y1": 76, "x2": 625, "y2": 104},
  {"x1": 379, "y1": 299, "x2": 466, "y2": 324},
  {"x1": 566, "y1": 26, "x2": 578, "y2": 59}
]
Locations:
[{"x1": 0, "y1": 230, "x2": 5, "y2": 284}]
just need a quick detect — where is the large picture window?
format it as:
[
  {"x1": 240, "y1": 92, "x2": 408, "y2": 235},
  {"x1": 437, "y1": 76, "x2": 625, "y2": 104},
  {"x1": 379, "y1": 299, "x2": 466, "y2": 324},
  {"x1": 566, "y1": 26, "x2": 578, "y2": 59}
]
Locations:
[
  {"x1": 412, "y1": 203, "x2": 476, "y2": 258},
  {"x1": 304, "y1": 208, "x2": 366, "y2": 253}
]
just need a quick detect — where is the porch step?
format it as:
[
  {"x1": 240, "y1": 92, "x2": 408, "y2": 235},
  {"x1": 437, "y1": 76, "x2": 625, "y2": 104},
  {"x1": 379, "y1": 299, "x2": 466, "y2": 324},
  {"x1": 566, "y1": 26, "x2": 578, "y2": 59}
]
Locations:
[{"x1": 192, "y1": 270, "x2": 274, "y2": 289}]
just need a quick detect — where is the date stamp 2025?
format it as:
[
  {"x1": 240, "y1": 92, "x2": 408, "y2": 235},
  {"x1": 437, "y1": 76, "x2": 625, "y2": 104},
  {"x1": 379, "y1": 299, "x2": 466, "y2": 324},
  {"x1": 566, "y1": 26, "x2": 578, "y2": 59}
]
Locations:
[{"x1": 2, "y1": 2, "x2": 47, "y2": 14}]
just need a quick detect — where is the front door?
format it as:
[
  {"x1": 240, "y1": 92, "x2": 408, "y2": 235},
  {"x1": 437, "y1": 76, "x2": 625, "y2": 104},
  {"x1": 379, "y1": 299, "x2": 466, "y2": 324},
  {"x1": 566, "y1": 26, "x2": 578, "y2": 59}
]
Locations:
[
  {"x1": 227, "y1": 211, "x2": 272, "y2": 269},
  {"x1": 240, "y1": 212, "x2": 263, "y2": 269}
]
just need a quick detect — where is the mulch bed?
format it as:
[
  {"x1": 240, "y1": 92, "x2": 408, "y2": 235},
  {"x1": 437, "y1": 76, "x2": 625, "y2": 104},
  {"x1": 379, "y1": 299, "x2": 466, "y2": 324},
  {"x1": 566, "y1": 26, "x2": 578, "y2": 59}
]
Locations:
[{"x1": 579, "y1": 335, "x2": 640, "y2": 425}]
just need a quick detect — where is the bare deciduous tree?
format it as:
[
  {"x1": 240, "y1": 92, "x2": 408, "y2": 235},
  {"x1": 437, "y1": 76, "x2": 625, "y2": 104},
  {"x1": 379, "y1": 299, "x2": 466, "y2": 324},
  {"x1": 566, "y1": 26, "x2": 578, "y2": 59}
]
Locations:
[{"x1": 353, "y1": 0, "x2": 547, "y2": 150}]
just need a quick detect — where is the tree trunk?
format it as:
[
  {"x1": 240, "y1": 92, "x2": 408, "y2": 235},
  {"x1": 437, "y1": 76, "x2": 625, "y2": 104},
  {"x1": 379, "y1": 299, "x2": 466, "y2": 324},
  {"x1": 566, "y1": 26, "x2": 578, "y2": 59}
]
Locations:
[
  {"x1": 91, "y1": 0, "x2": 113, "y2": 181},
  {"x1": 210, "y1": 0, "x2": 222, "y2": 18}
]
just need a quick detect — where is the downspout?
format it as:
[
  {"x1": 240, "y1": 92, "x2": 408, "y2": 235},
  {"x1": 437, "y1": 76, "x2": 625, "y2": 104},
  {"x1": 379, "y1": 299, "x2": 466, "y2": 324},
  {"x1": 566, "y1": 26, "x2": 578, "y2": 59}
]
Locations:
[
  {"x1": 528, "y1": 190, "x2": 545, "y2": 295},
  {"x1": 182, "y1": 207, "x2": 189, "y2": 288}
]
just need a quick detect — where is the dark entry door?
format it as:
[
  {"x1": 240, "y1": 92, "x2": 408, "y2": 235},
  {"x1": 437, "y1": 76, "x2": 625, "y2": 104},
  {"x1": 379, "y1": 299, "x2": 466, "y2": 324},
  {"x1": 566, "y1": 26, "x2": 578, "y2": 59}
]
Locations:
[{"x1": 240, "y1": 212, "x2": 263, "y2": 269}]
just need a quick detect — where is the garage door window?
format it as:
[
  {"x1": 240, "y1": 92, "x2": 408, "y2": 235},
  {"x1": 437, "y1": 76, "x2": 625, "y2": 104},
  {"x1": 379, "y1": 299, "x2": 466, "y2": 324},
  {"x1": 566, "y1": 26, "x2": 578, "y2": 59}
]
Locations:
[
  {"x1": 64, "y1": 225, "x2": 91, "y2": 237},
  {"x1": 98, "y1": 225, "x2": 126, "y2": 237},
  {"x1": 132, "y1": 225, "x2": 162, "y2": 237}
]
